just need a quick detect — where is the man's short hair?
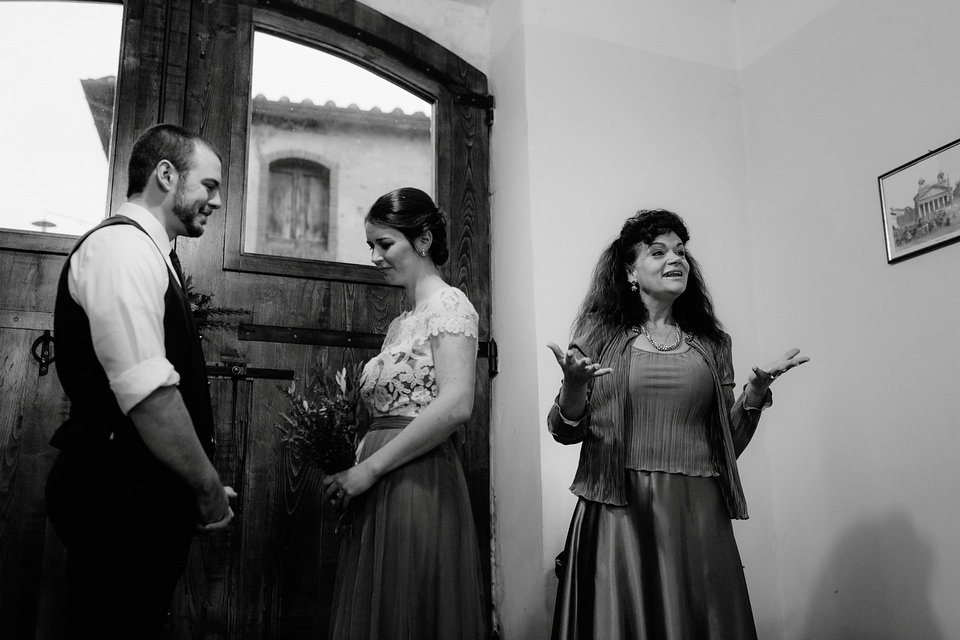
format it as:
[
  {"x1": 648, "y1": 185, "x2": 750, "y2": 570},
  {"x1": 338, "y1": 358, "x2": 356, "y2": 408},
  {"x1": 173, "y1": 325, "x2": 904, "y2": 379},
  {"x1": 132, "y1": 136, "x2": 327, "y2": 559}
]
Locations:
[{"x1": 126, "y1": 124, "x2": 222, "y2": 197}]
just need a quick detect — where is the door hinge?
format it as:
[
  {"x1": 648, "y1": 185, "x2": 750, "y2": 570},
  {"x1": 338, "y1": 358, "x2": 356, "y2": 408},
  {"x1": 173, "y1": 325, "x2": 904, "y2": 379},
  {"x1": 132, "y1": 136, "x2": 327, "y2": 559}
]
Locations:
[
  {"x1": 453, "y1": 91, "x2": 495, "y2": 127},
  {"x1": 479, "y1": 339, "x2": 498, "y2": 378}
]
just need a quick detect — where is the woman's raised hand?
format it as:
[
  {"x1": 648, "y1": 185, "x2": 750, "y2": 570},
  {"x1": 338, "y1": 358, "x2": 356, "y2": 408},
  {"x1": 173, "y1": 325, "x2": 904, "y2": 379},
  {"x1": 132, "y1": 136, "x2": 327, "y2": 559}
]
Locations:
[
  {"x1": 547, "y1": 342, "x2": 613, "y2": 388},
  {"x1": 749, "y1": 347, "x2": 809, "y2": 389}
]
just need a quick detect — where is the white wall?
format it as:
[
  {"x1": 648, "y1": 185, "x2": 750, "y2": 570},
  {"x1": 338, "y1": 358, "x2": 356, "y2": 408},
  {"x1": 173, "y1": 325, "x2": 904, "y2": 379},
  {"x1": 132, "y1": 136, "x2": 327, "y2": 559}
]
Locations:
[
  {"x1": 488, "y1": 1, "x2": 785, "y2": 636},
  {"x1": 739, "y1": 0, "x2": 960, "y2": 637},
  {"x1": 733, "y1": 0, "x2": 842, "y2": 67},
  {"x1": 487, "y1": 3, "x2": 550, "y2": 637}
]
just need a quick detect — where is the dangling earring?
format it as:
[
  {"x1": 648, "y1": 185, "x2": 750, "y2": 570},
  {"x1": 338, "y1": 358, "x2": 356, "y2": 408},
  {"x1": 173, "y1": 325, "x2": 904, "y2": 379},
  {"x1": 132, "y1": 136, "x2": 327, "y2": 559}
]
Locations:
[
  {"x1": 419, "y1": 249, "x2": 427, "y2": 257},
  {"x1": 630, "y1": 282, "x2": 638, "y2": 292}
]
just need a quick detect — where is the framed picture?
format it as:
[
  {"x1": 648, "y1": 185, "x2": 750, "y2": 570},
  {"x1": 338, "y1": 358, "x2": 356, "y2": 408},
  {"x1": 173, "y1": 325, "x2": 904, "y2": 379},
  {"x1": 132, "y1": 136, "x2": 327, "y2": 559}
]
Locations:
[{"x1": 879, "y1": 136, "x2": 960, "y2": 264}]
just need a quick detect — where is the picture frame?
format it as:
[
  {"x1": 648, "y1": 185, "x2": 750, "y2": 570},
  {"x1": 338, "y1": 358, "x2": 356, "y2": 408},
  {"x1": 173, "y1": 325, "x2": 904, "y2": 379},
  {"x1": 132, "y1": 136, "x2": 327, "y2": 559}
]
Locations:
[{"x1": 878, "y1": 136, "x2": 960, "y2": 264}]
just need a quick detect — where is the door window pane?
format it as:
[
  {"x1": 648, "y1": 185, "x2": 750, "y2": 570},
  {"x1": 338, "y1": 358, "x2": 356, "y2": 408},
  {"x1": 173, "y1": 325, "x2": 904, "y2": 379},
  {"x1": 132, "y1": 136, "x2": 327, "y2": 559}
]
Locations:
[
  {"x1": 244, "y1": 31, "x2": 434, "y2": 265},
  {"x1": 0, "y1": 2, "x2": 122, "y2": 236}
]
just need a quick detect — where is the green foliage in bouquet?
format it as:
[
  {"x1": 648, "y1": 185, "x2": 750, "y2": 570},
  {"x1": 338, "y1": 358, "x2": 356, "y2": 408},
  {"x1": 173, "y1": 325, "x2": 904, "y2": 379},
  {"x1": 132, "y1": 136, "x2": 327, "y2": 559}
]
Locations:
[
  {"x1": 184, "y1": 274, "x2": 250, "y2": 334},
  {"x1": 277, "y1": 362, "x2": 365, "y2": 475}
]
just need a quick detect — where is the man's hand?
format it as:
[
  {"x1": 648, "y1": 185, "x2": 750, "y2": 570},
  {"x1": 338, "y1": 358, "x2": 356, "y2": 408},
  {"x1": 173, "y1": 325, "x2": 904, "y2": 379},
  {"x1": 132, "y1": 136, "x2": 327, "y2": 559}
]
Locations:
[{"x1": 197, "y1": 486, "x2": 238, "y2": 533}]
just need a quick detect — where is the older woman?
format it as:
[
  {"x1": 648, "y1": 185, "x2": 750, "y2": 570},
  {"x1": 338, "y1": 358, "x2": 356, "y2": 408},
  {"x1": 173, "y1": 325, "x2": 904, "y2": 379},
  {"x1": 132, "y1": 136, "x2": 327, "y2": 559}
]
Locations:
[
  {"x1": 322, "y1": 187, "x2": 486, "y2": 640},
  {"x1": 547, "y1": 209, "x2": 807, "y2": 640}
]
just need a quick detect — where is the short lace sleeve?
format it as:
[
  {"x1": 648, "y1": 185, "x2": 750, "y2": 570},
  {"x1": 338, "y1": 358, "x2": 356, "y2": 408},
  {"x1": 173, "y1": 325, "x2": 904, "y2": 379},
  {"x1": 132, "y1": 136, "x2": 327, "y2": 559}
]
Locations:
[{"x1": 424, "y1": 287, "x2": 478, "y2": 340}]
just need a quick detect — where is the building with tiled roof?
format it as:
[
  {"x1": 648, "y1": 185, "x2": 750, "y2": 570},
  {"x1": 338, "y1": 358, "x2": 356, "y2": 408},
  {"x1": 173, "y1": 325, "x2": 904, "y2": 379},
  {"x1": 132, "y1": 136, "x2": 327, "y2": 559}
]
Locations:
[{"x1": 83, "y1": 76, "x2": 433, "y2": 265}]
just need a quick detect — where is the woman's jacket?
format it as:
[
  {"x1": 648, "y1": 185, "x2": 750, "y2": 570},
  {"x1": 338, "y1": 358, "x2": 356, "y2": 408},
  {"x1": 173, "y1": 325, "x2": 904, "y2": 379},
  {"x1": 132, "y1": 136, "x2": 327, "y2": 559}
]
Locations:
[{"x1": 547, "y1": 327, "x2": 771, "y2": 520}]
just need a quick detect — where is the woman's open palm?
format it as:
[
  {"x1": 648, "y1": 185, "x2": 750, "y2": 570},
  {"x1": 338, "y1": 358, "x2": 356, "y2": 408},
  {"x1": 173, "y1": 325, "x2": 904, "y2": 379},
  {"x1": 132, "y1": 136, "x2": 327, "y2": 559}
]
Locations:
[{"x1": 547, "y1": 342, "x2": 613, "y2": 387}]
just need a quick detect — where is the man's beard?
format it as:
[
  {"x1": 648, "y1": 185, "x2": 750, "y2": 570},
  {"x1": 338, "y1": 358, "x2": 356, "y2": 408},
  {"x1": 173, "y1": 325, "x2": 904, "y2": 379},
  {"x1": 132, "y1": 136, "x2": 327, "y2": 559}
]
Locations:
[{"x1": 173, "y1": 180, "x2": 206, "y2": 238}]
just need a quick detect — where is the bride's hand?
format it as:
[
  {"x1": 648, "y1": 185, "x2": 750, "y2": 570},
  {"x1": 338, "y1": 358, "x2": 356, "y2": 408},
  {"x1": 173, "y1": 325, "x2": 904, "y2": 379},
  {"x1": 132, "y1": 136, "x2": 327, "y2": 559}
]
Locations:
[{"x1": 322, "y1": 463, "x2": 378, "y2": 509}]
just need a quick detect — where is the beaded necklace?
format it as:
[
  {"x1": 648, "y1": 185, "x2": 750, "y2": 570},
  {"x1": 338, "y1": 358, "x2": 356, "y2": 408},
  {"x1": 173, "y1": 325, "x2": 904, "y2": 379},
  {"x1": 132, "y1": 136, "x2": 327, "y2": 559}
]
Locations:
[{"x1": 637, "y1": 323, "x2": 683, "y2": 351}]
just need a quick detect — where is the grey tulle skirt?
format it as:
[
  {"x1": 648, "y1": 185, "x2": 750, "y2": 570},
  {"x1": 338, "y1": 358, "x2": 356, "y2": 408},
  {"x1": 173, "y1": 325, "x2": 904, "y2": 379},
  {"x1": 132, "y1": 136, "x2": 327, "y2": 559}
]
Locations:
[
  {"x1": 552, "y1": 470, "x2": 758, "y2": 640},
  {"x1": 329, "y1": 417, "x2": 486, "y2": 640}
]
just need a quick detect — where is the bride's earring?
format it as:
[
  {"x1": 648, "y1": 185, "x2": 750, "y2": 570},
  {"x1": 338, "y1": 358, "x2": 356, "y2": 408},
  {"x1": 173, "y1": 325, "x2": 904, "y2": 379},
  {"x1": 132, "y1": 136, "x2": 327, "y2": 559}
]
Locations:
[{"x1": 630, "y1": 281, "x2": 638, "y2": 292}]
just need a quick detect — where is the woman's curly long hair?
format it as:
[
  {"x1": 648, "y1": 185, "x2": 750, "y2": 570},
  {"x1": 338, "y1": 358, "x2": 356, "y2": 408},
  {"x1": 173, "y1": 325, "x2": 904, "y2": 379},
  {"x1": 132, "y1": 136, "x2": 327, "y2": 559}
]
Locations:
[{"x1": 571, "y1": 209, "x2": 726, "y2": 348}]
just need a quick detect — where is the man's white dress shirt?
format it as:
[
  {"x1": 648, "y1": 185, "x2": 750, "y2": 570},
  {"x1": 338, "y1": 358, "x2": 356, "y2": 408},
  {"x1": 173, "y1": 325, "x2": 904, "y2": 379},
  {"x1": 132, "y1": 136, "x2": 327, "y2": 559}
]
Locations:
[{"x1": 67, "y1": 203, "x2": 183, "y2": 415}]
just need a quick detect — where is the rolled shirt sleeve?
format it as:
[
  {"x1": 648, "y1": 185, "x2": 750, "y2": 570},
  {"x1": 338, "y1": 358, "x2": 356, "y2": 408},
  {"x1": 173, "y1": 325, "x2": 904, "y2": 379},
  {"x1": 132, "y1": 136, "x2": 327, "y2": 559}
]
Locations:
[{"x1": 68, "y1": 217, "x2": 180, "y2": 414}]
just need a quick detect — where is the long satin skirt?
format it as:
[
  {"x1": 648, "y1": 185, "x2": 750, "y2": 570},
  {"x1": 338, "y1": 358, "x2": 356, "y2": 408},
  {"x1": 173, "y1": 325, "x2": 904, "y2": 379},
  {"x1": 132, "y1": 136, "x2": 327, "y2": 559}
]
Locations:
[
  {"x1": 552, "y1": 470, "x2": 758, "y2": 640},
  {"x1": 329, "y1": 419, "x2": 487, "y2": 640}
]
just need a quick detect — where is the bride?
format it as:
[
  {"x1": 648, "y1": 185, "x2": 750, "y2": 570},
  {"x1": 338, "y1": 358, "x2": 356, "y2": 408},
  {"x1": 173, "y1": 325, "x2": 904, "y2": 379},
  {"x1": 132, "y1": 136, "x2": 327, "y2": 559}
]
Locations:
[{"x1": 322, "y1": 187, "x2": 486, "y2": 640}]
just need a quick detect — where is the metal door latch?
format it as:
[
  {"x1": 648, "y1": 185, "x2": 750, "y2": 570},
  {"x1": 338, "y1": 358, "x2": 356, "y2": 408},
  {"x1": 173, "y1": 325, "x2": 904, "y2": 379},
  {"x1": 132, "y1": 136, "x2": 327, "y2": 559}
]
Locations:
[{"x1": 31, "y1": 330, "x2": 55, "y2": 376}]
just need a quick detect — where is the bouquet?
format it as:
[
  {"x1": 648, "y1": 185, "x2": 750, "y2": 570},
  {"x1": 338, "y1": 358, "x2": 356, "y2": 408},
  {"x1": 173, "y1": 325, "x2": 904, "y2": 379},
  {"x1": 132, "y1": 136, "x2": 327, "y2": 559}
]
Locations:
[{"x1": 277, "y1": 363, "x2": 364, "y2": 475}]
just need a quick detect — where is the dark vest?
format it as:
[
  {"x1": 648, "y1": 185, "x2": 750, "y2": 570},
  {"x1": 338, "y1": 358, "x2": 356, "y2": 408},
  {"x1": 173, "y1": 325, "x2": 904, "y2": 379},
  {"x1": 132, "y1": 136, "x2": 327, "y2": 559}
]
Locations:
[{"x1": 50, "y1": 215, "x2": 215, "y2": 457}]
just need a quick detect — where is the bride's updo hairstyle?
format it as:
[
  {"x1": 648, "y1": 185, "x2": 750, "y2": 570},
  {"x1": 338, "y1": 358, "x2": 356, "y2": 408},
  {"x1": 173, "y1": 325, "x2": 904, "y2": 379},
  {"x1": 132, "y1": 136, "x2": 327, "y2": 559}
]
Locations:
[{"x1": 366, "y1": 187, "x2": 450, "y2": 266}]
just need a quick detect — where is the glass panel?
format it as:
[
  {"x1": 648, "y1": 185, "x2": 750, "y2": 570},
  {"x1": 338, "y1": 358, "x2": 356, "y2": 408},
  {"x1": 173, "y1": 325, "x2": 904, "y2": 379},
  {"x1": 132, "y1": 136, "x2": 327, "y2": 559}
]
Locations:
[
  {"x1": 244, "y1": 31, "x2": 434, "y2": 266},
  {"x1": 0, "y1": 2, "x2": 122, "y2": 236}
]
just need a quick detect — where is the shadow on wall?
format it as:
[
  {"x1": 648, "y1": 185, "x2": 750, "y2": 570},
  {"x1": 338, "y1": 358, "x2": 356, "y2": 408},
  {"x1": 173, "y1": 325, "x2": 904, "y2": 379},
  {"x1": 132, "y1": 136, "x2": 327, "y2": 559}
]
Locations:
[{"x1": 798, "y1": 511, "x2": 943, "y2": 640}]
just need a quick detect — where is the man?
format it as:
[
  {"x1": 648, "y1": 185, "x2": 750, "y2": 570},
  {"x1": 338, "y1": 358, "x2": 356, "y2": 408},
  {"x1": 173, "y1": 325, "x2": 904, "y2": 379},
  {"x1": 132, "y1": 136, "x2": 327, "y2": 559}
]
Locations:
[{"x1": 45, "y1": 123, "x2": 236, "y2": 638}]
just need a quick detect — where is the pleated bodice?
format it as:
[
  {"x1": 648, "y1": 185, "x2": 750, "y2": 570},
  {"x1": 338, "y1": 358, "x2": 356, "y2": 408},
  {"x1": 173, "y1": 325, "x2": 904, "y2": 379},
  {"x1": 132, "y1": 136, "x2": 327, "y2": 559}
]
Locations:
[{"x1": 625, "y1": 348, "x2": 718, "y2": 477}]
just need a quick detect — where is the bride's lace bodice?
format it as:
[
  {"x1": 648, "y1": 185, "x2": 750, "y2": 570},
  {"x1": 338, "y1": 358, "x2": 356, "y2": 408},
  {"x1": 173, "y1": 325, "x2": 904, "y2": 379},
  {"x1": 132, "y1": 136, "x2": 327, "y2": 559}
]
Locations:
[{"x1": 359, "y1": 287, "x2": 479, "y2": 417}]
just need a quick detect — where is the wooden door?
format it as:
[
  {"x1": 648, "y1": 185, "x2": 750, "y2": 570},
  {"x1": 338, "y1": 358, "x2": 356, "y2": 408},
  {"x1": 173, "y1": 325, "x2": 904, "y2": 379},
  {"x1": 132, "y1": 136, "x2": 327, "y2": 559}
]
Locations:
[
  {"x1": 0, "y1": 1, "x2": 492, "y2": 638},
  {"x1": 0, "y1": 297, "x2": 69, "y2": 639}
]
